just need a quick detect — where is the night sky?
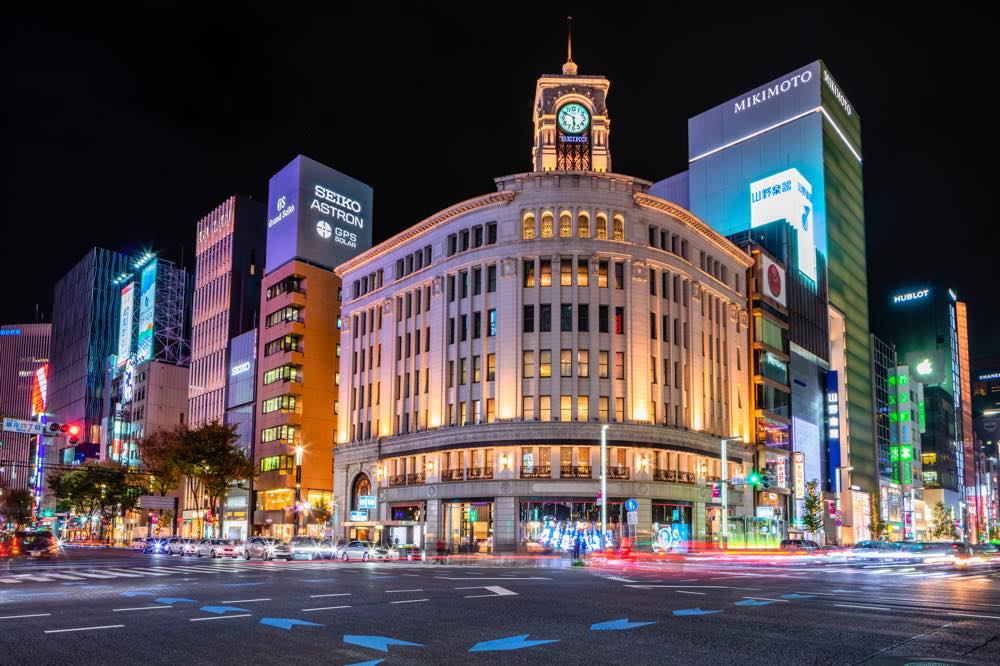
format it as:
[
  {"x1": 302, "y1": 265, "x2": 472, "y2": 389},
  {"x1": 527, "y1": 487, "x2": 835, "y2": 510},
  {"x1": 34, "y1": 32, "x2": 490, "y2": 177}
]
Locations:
[{"x1": 8, "y1": 7, "x2": 997, "y2": 356}]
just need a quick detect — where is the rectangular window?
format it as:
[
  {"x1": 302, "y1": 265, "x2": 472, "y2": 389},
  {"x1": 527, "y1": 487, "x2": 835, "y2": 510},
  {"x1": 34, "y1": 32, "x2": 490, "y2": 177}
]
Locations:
[
  {"x1": 577, "y1": 258, "x2": 589, "y2": 286},
  {"x1": 460, "y1": 271, "x2": 468, "y2": 299},
  {"x1": 523, "y1": 305, "x2": 535, "y2": 333},
  {"x1": 487, "y1": 398, "x2": 496, "y2": 422},
  {"x1": 560, "y1": 259, "x2": 572, "y2": 286},
  {"x1": 578, "y1": 349, "x2": 589, "y2": 377},
  {"x1": 560, "y1": 349, "x2": 572, "y2": 377},
  {"x1": 614, "y1": 262, "x2": 624, "y2": 289},
  {"x1": 473, "y1": 267, "x2": 482, "y2": 295},
  {"x1": 539, "y1": 349, "x2": 552, "y2": 378},
  {"x1": 447, "y1": 275, "x2": 456, "y2": 302},
  {"x1": 615, "y1": 397, "x2": 624, "y2": 422},
  {"x1": 650, "y1": 312, "x2": 657, "y2": 339},
  {"x1": 265, "y1": 275, "x2": 303, "y2": 300},
  {"x1": 487, "y1": 222, "x2": 497, "y2": 244},
  {"x1": 649, "y1": 268, "x2": 656, "y2": 295},
  {"x1": 599, "y1": 351, "x2": 609, "y2": 378},
  {"x1": 598, "y1": 261, "x2": 608, "y2": 288},
  {"x1": 561, "y1": 304, "x2": 573, "y2": 332},
  {"x1": 523, "y1": 260, "x2": 536, "y2": 287},
  {"x1": 599, "y1": 305, "x2": 609, "y2": 333},
  {"x1": 472, "y1": 311, "x2": 482, "y2": 339},
  {"x1": 460, "y1": 358, "x2": 468, "y2": 384},
  {"x1": 264, "y1": 334, "x2": 301, "y2": 356},
  {"x1": 522, "y1": 351, "x2": 535, "y2": 378},
  {"x1": 540, "y1": 259, "x2": 552, "y2": 287},
  {"x1": 614, "y1": 307, "x2": 625, "y2": 335},
  {"x1": 460, "y1": 401, "x2": 468, "y2": 425},
  {"x1": 460, "y1": 314, "x2": 468, "y2": 342},
  {"x1": 261, "y1": 424, "x2": 297, "y2": 444},
  {"x1": 539, "y1": 395, "x2": 551, "y2": 422},
  {"x1": 523, "y1": 396, "x2": 535, "y2": 420},
  {"x1": 560, "y1": 395, "x2": 572, "y2": 421},
  {"x1": 651, "y1": 356, "x2": 657, "y2": 384},
  {"x1": 577, "y1": 396, "x2": 589, "y2": 421},
  {"x1": 487, "y1": 353, "x2": 496, "y2": 381},
  {"x1": 578, "y1": 304, "x2": 589, "y2": 332},
  {"x1": 263, "y1": 365, "x2": 300, "y2": 385},
  {"x1": 615, "y1": 351, "x2": 625, "y2": 380},
  {"x1": 540, "y1": 304, "x2": 552, "y2": 332},
  {"x1": 448, "y1": 317, "x2": 455, "y2": 345},
  {"x1": 261, "y1": 394, "x2": 297, "y2": 414},
  {"x1": 487, "y1": 309, "x2": 497, "y2": 337},
  {"x1": 663, "y1": 315, "x2": 669, "y2": 342},
  {"x1": 473, "y1": 355, "x2": 481, "y2": 382},
  {"x1": 599, "y1": 397, "x2": 609, "y2": 422},
  {"x1": 265, "y1": 305, "x2": 302, "y2": 328},
  {"x1": 487, "y1": 265, "x2": 497, "y2": 292}
]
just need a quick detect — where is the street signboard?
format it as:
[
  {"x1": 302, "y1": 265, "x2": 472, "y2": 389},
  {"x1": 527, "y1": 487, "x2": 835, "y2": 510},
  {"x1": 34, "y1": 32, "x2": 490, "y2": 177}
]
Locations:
[
  {"x1": 349, "y1": 510, "x2": 368, "y2": 522},
  {"x1": 627, "y1": 511, "x2": 638, "y2": 525},
  {"x1": 756, "y1": 506, "x2": 775, "y2": 519},
  {"x1": 358, "y1": 495, "x2": 376, "y2": 509},
  {"x1": 624, "y1": 498, "x2": 638, "y2": 512},
  {"x1": 2, "y1": 417, "x2": 44, "y2": 436}
]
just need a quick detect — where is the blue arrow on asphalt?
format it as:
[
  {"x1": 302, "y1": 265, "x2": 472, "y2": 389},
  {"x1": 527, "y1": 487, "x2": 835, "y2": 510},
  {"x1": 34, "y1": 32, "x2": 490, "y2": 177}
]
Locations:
[
  {"x1": 469, "y1": 634, "x2": 560, "y2": 652},
  {"x1": 221, "y1": 582, "x2": 264, "y2": 587},
  {"x1": 345, "y1": 661, "x2": 384, "y2": 666},
  {"x1": 781, "y1": 593, "x2": 814, "y2": 600},
  {"x1": 119, "y1": 590, "x2": 153, "y2": 597},
  {"x1": 590, "y1": 618, "x2": 656, "y2": 631},
  {"x1": 156, "y1": 597, "x2": 197, "y2": 604},
  {"x1": 260, "y1": 618, "x2": 322, "y2": 630},
  {"x1": 734, "y1": 599, "x2": 774, "y2": 606},
  {"x1": 343, "y1": 635, "x2": 423, "y2": 652},
  {"x1": 199, "y1": 605, "x2": 250, "y2": 614},
  {"x1": 672, "y1": 608, "x2": 723, "y2": 616}
]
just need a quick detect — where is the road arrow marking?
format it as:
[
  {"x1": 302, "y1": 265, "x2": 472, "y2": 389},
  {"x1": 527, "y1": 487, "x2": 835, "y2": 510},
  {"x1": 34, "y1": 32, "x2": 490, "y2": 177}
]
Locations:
[
  {"x1": 155, "y1": 597, "x2": 197, "y2": 604},
  {"x1": 343, "y1": 635, "x2": 424, "y2": 652},
  {"x1": 590, "y1": 618, "x2": 656, "y2": 631},
  {"x1": 345, "y1": 661, "x2": 383, "y2": 666},
  {"x1": 734, "y1": 599, "x2": 774, "y2": 606},
  {"x1": 199, "y1": 605, "x2": 250, "y2": 614},
  {"x1": 469, "y1": 634, "x2": 560, "y2": 652},
  {"x1": 672, "y1": 608, "x2": 723, "y2": 616},
  {"x1": 119, "y1": 591, "x2": 153, "y2": 597},
  {"x1": 259, "y1": 618, "x2": 323, "y2": 630},
  {"x1": 455, "y1": 585, "x2": 518, "y2": 598},
  {"x1": 781, "y1": 593, "x2": 814, "y2": 600}
]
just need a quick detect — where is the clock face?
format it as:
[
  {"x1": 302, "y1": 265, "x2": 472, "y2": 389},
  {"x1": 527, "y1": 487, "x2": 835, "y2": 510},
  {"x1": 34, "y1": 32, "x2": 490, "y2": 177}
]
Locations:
[{"x1": 557, "y1": 103, "x2": 590, "y2": 134}]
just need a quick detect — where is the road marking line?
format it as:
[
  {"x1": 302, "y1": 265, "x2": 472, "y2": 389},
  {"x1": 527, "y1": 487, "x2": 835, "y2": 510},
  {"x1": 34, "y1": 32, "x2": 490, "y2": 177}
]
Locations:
[
  {"x1": 97, "y1": 569, "x2": 146, "y2": 577},
  {"x1": 188, "y1": 614, "x2": 253, "y2": 622},
  {"x1": 797, "y1": 591, "x2": 841, "y2": 596},
  {"x1": 41, "y1": 573, "x2": 84, "y2": 580},
  {"x1": 948, "y1": 612, "x2": 1000, "y2": 620},
  {"x1": 1, "y1": 613, "x2": 51, "y2": 619},
  {"x1": 44, "y1": 625, "x2": 125, "y2": 634},
  {"x1": 742, "y1": 597, "x2": 789, "y2": 603},
  {"x1": 435, "y1": 576, "x2": 551, "y2": 581},
  {"x1": 113, "y1": 569, "x2": 168, "y2": 576},
  {"x1": 835, "y1": 604, "x2": 892, "y2": 611},
  {"x1": 113, "y1": 606, "x2": 173, "y2": 612},
  {"x1": 386, "y1": 589, "x2": 423, "y2": 593},
  {"x1": 13, "y1": 575, "x2": 55, "y2": 582},
  {"x1": 390, "y1": 598, "x2": 429, "y2": 604},
  {"x1": 72, "y1": 571, "x2": 118, "y2": 579},
  {"x1": 310, "y1": 593, "x2": 351, "y2": 598},
  {"x1": 676, "y1": 591, "x2": 706, "y2": 595},
  {"x1": 220, "y1": 598, "x2": 271, "y2": 604},
  {"x1": 301, "y1": 605, "x2": 351, "y2": 612}
]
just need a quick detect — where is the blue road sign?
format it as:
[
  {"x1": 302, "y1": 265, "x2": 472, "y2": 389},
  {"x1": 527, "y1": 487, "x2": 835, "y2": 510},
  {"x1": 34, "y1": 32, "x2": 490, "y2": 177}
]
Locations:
[{"x1": 624, "y1": 498, "x2": 639, "y2": 512}]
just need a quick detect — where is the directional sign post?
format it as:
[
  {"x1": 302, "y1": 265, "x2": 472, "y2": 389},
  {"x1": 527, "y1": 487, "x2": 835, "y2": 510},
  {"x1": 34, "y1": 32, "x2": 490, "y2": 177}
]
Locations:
[{"x1": 2, "y1": 417, "x2": 44, "y2": 436}]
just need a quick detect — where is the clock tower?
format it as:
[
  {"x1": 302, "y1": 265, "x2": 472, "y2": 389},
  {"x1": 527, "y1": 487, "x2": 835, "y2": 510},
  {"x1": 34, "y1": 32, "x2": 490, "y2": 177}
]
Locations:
[{"x1": 531, "y1": 32, "x2": 611, "y2": 172}]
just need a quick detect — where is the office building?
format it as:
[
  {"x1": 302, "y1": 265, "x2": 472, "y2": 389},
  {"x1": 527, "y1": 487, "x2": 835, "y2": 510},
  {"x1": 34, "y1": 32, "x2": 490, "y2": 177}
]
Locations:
[
  {"x1": 222, "y1": 328, "x2": 257, "y2": 540},
  {"x1": 0, "y1": 324, "x2": 51, "y2": 493}
]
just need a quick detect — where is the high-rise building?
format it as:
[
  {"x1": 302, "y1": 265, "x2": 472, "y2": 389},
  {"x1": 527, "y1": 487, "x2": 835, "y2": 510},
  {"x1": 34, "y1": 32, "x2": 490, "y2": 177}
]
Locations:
[
  {"x1": 0, "y1": 324, "x2": 50, "y2": 493},
  {"x1": 971, "y1": 358, "x2": 1000, "y2": 537},
  {"x1": 48, "y1": 248, "x2": 133, "y2": 448},
  {"x1": 222, "y1": 328, "x2": 257, "y2": 540},
  {"x1": 874, "y1": 285, "x2": 972, "y2": 536},
  {"x1": 188, "y1": 196, "x2": 265, "y2": 428},
  {"x1": 653, "y1": 61, "x2": 873, "y2": 544},
  {"x1": 253, "y1": 155, "x2": 373, "y2": 539},
  {"x1": 332, "y1": 55, "x2": 759, "y2": 554}
]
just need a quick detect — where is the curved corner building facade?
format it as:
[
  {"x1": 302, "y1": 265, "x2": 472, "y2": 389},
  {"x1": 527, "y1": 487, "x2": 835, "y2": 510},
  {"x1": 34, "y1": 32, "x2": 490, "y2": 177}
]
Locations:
[{"x1": 333, "y1": 59, "x2": 756, "y2": 553}]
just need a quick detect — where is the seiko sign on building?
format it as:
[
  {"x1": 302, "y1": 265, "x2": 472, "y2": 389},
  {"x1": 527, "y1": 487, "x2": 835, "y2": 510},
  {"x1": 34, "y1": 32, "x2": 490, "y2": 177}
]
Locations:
[{"x1": 265, "y1": 155, "x2": 374, "y2": 273}]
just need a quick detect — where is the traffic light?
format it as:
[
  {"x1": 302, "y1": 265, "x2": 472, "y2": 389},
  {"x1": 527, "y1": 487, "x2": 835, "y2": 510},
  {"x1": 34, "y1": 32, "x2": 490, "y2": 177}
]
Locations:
[
  {"x1": 747, "y1": 471, "x2": 761, "y2": 486},
  {"x1": 43, "y1": 422, "x2": 80, "y2": 444},
  {"x1": 761, "y1": 473, "x2": 772, "y2": 490}
]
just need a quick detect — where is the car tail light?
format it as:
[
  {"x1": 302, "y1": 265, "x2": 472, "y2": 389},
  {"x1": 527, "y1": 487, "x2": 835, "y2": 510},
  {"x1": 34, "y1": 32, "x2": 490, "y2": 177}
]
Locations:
[{"x1": 11, "y1": 538, "x2": 21, "y2": 556}]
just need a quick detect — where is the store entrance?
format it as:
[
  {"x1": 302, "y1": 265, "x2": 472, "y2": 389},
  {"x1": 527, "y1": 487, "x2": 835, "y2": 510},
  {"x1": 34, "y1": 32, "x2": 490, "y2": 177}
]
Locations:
[{"x1": 445, "y1": 501, "x2": 493, "y2": 553}]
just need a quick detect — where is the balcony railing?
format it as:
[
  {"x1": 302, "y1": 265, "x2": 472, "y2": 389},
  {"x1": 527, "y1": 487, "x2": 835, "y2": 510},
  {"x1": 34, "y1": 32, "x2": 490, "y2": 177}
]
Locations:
[
  {"x1": 406, "y1": 473, "x2": 426, "y2": 485},
  {"x1": 467, "y1": 466, "x2": 494, "y2": 480},
  {"x1": 605, "y1": 466, "x2": 630, "y2": 480},
  {"x1": 653, "y1": 469, "x2": 695, "y2": 484},
  {"x1": 388, "y1": 475, "x2": 406, "y2": 487},
  {"x1": 520, "y1": 465, "x2": 552, "y2": 479},
  {"x1": 560, "y1": 465, "x2": 592, "y2": 479},
  {"x1": 441, "y1": 469, "x2": 465, "y2": 482}
]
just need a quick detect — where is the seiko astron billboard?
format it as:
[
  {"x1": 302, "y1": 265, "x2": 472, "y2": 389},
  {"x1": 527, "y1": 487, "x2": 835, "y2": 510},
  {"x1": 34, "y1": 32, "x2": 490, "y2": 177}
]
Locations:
[{"x1": 265, "y1": 155, "x2": 374, "y2": 273}]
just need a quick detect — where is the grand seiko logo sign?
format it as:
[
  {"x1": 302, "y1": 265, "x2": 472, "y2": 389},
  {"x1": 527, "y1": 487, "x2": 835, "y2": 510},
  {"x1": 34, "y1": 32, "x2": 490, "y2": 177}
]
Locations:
[
  {"x1": 734, "y1": 69, "x2": 812, "y2": 114},
  {"x1": 268, "y1": 198, "x2": 295, "y2": 229}
]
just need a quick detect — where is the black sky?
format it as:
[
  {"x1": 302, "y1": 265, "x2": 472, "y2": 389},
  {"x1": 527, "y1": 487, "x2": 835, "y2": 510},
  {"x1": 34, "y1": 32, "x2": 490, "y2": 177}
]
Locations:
[{"x1": 7, "y1": 6, "x2": 998, "y2": 356}]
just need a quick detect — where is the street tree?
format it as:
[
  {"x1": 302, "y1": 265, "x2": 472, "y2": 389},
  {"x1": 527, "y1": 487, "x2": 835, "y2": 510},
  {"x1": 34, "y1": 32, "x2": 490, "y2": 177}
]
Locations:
[
  {"x1": 1, "y1": 488, "x2": 34, "y2": 528},
  {"x1": 137, "y1": 427, "x2": 184, "y2": 535},
  {"x1": 930, "y1": 501, "x2": 959, "y2": 540},
  {"x1": 802, "y1": 479, "x2": 823, "y2": 537},
  {"x1": 175, "y1": 423, "x2": 254, "y2": 539},
  {"x1": 868, "y1": 491, "x2": 889, "y2": 540},
  {"x1": 48, "y1": 461, "x2": 142, "y2": 542}
]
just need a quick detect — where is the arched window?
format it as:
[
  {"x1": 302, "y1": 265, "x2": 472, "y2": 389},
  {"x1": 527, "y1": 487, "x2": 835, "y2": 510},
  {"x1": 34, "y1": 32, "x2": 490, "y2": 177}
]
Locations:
[
  {"x1": 577, "y1": 212, "x2": 590, "y2": 238},
  {"x1": 613, "y1": 214, "x2": 625, "y2": 241},
  {"x1": 351, "y1": 473, "x2": 372, "y2": 511},
  {"x1": 540, "y1": 212, "x2": 554, "y2": 238},
  {"x1": 522, "y1": 213, "x2": 536, "y2": 240},
  {"x1": 559, "y1": 211, "x2": 572, "y2": 238},
  {"x1": 595, "y1": 213, "x2": 608, "y2": 240}
]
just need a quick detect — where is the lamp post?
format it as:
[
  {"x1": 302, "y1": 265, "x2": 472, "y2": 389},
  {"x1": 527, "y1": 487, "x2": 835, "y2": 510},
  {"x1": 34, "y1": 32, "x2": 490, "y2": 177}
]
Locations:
[
  {"x1": 835, "y1": 465, "x2": 853, "y2": 545},
  {"x1": 294, "y1": 445, "x2": 303, "y2": 537},
  {"x1": 600, "y1": 424, "x2": 608, "y2": 550}
]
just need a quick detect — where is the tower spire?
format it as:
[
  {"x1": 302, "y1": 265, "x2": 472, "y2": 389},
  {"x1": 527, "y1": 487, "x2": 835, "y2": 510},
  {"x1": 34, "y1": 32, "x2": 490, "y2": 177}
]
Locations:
[{"x1": 562, "y1": 16, "x2": 578, "y2": 75}]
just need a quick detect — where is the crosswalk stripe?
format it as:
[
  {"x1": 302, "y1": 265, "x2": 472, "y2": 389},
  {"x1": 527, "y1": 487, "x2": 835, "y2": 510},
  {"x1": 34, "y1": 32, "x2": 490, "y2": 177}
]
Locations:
[
  {"x1": 73, "y1": 571, "x2": 119, "y2": 579},
  {"x1": 38, "y1": 573, "x2": 84, "y2": 580},
  {"x1": 117, "y1": 568, "x2": 171, "y2": 576}
]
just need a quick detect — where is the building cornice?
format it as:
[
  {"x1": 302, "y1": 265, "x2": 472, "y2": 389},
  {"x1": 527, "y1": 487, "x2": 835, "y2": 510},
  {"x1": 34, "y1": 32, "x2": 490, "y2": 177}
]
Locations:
[
  {"x1": 633, "y1": 192, "x2": 753, "y2": 268},
  {"x1": 335, "y1": 190, "x2": 516, "y2": 277}
]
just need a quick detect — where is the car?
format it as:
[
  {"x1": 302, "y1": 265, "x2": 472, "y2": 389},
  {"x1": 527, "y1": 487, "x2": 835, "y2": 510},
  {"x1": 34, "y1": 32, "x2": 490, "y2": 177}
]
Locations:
[
  {"x1": 846, "y1": 540, "x2": 902, "y2": 562},
  {"x1": 13, "y1": 531, "x2": 58, "y2": 558},
  {"x1": 338, "y1": 540, "x2": 390, "y2": 562},
  {"x1": 316, "y1": 539, "x2": 337, "y2": 559},
  {"x1": 198, "y1": 539, "x2": 239, "y2": 558},
  {"x1": 972, "y1": 543, "x2": 999, "y2": 559},
  {"x1": 909, "y1": 541, "x2": 978, "y2": 567},
  {"x1": 780, "y1": 539, "x2": 821, "y2": 553},
  {"x1": 131, "y1": 537, "x2": 149, "y2": 551},
  {"x1": 144, "y1": 536, "x2": 170, "y2": 554},
  {"x1": 166, "y1": 537, "x2": 196, "y2": 556},
  {"x1": 290, "y1": 536, "x2": 324, "y2": 560},
  {"x1": 244, "y1": 537, "x2": 292, "y2": 560}
]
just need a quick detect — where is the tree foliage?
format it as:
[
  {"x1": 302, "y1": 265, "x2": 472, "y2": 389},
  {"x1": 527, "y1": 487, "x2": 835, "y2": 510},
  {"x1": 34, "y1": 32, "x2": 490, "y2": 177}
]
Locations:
[
  {"x1": 868, "y1": 491, "x2": 889, "y2": 540},
  {"x1": 802, "y1": 479, "x2": 823, "y2": 534},
  {"x1": 1, "y1": 488, "x2": 34, "y2": 528},
  {"x1": 47, "y1": 461, "x2": 142, "y2": 540},
  {"x1": 929, "y1": 501, "x2": 960, "y2": 540}
]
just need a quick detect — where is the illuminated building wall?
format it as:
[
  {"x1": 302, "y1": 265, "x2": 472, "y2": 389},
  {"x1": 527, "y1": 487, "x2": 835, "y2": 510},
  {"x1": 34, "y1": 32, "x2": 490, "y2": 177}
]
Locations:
[
  {"x1": 188, "y1": 195, "x2": 265, "y2": 428},
  {"x1": 0, "y1": 324, "x2": 50, "y2": 492}
]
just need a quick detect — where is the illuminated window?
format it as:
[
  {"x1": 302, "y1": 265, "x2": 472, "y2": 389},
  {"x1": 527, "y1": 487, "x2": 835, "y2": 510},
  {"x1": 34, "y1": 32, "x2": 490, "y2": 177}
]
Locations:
[
  {"x1": 260, "y1": 424, "x2": 297, "y2": 444},
  {"x1": 541, "y1": 212, "x2": 554, "y2": 238},
  {"x1": 921, "y1": 452, "x2": 937, "y2": 465},
  {"x1": 596, "y1": 214, "x2": 608, "y2": 239},
  {"x1": 487, "y1": 398, "x2": 495, "y2": 423},
  {"x1": 599, "y1": 397, "x2": 609, "y2": 421},
  {"x1": 615, "y1": 351, "x2": 625, "y2": 380},
  {"x1": 599, "y1": 351, "x2": 609, "y2": 378},
  {"x1": 539, "y1": 396, "x2": 551, "y2": 422},
  {"x1": 539, "y1": 350, "x2": 552, "y2": 378},
  {"x1": 522, "y1": 213, "x2": 536, "y2": 240},
  {"x1": 262, "y1": 394, "x2": 298, "y2": 414},
  {"x1": 560, "y1": 395, "x2": 572, "y2": 421},
  {"x1": 561, "y1": 349, "x2": 572, "y2": 377},
  {"x1": 561, "y1": 259, "x2": 572, "y2": 285},
  {"x1": 540, "y1": 260, "x2": 552, "y2": 286},
  {"x1": 522, "y1": 351, "x2": 535, "y2": 378},
  {"x1": 577, "y1": 258, "x2": 588, "y2": 286},
  {"x1": 523, "y1": 396, "x2": 535, "y2": 420},
  {"x1": 615, "y1": 398, "x2": 624, "y2": 422},
  {"x1": 613, "y1": 215, "x2": 625, "y2": 241},
  {"x1": 578, "y1": 350, "x2": 589, "y2": 377},
  {"x1": 577, "y1": 212, "x2": 590, "y2": 238},
  {"x1": 559, "y1": 212, "x2": 572, "y2": 238},
  {"x1": 523, "y1": 260, "x2": 535, "y2": 287},
  {"x1": 598, "y1": 261, "x2": 608, "y2": 287},
  {"x1": 487, "y1": 353, "x2": 496, "y2": 381},
  {"x1": 577, "y1": 396, "x2": 589, "y2": 421}
]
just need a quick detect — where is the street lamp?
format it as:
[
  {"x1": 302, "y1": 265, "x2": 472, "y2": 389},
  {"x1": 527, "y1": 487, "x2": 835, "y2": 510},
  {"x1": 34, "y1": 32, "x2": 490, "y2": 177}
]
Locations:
[
  {"x1": 600, "y1": 424, "x2": 608, "y2": 551},
  {"x1": 294, "y1": 445, "x2": 304, "y2": 537},
  {"x1": 835, "y1": 466, "x2": 853, "y2": 545}
]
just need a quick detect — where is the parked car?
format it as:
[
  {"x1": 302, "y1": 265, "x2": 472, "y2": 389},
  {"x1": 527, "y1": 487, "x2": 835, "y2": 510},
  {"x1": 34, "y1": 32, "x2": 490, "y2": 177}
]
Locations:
[
  {"x1": 779, "y1": 539, "x2": 821, "y2": 553},
  {"x1": 166, "y1": 537, "x2": 196, "y2": 556},
  {"x1": 198, "y1": 539, "x2": 239, "y2": 558},
  {"x1": 244, "y1": 537, "x2": 292, "y2": 561},
  {"x1": 316, "y1": 539, "x2": 337, "y2": 559},
  {"x1": 10, "y1": 531, "x2": 57, "y2": 558},
  {"x1": 338, "y1": 540, "x2": 390, "y2": 561},
  {"x1": 290, "y1": 536, "x2": 325, "y2": 560},
  {"x1": 131, "y1": 537, "x2": 148, "y2": 551},
  {"x1": 144, "y1": 536, "x2": 170, "y2": 554}
]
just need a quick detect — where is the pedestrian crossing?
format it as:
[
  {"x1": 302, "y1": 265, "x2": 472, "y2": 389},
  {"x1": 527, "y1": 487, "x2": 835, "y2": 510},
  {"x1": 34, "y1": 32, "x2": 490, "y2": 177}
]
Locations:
[{"x1": 0, "y1": 560, "x2": 365, "y2": 585}]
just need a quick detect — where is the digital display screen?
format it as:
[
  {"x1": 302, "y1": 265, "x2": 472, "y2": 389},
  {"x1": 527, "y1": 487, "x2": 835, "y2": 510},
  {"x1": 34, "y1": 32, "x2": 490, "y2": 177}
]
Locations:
[{"x1": 136, "y1": 260, "x2": 157, "y2": 362}]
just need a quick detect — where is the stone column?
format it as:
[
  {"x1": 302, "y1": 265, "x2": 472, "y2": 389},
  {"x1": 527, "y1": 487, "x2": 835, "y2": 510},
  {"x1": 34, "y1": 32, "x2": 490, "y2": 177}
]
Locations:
[
  {"x1": 693, "y1": 500, "x2": 707, "y2": 544},
  {"x1": 494, "y1": 495, "x2": 518, "y2": 553},
  {"x1": 636, "y1": 497, "x2": 652, "y2": 546},
  {"x1": 424, "y1": 498, "x2": 441, "y2": 548}
]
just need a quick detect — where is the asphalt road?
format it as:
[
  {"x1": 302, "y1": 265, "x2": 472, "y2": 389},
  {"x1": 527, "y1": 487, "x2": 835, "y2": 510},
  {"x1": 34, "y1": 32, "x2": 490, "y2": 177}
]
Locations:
[{"x1": 1, "y1": 549, "x2": 999, "y2": 665}]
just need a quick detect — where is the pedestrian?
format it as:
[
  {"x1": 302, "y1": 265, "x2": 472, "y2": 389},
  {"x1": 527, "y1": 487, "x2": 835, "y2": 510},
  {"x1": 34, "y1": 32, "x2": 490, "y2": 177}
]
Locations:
[
  {"x1": 436, "y1": 538, "x2": 446, "y2": 564},
  {"x1": 572, "y1": 533, "x2": 581, "y2": 560}
]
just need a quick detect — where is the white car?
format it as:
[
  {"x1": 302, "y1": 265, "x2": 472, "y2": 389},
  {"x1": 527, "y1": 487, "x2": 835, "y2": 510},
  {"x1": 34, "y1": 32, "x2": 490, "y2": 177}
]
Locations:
[
  {"x1": 167, "y1": 538, "x2": 198, "y2": 556},
  {"x1": 338, "y1": 540, "x2": 390, "y2": 561},
  {"x1": 197, "y1": 539, "x2": 239, "y2": 558}
]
